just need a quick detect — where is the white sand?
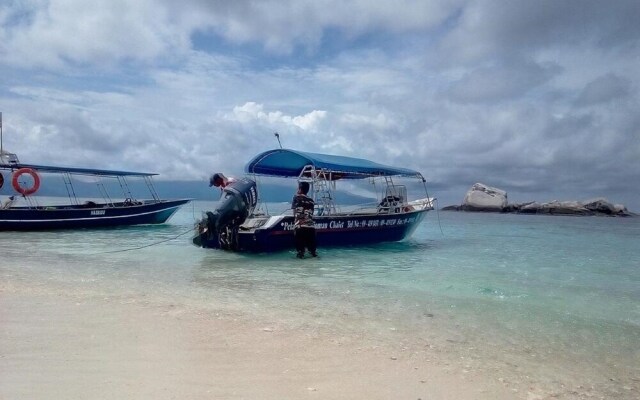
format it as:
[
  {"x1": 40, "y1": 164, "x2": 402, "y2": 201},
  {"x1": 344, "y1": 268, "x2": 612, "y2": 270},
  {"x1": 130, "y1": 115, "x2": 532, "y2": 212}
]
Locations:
[{"x1": 0, "y1": 283, "x2": 521, "y2": 400}]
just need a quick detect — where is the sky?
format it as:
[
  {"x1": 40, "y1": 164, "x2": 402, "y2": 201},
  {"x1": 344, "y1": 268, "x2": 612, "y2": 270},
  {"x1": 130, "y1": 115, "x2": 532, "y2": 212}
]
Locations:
[{"x1": 1, "y1": 0, "x2": 639, "y2": 210}]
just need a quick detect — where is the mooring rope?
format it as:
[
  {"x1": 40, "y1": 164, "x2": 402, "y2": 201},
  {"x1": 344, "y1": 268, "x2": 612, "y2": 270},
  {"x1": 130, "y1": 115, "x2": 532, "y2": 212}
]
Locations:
[
  {"x1": 434, "y1": 198, "x2": 445, "y2": 236},
  {"x1": 94, "y1": 226, "x2": 196, "y2": 254}
]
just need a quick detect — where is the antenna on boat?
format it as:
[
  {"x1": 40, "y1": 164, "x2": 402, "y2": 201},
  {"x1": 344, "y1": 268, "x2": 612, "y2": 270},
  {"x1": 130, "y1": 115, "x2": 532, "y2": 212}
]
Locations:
[
  {"x1": 0, "y1": 111, "x2": 3, "y2": 156},
  {"x1": 274, "y1": 132, "x2": 283, "y2": 149}
]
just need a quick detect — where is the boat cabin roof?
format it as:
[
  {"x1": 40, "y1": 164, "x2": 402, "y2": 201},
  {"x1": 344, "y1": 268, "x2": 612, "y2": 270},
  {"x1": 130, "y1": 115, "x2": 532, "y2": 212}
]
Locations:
[
  {"x1": 245, "y1": 149, "x2": 423, "y2": 180},
  {"x1": 0, "y1": 163, "x2": 157, "y2": 177}
]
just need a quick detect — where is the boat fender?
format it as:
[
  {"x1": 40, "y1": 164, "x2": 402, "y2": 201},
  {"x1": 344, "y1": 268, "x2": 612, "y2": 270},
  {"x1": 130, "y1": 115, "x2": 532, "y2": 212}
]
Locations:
[
  {"x1": 12, "y1": 168, "x2": 41, "y2": 196},
  {"x1": 0, "y1": 172, "x2": 4, "y2": 189}
]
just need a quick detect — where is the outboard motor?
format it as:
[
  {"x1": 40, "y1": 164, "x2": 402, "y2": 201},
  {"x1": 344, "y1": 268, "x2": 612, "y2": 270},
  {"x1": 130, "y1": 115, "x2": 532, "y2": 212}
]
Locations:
[{"x1": 193, "y1": 177, "x2": 258, "y2": 250}]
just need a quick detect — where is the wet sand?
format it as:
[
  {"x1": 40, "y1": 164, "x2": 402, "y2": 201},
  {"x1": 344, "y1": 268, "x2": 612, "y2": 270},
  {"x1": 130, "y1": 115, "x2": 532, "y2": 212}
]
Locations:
[{"x1": 0, "y1": 283, "x2": 519, "y2": 400}]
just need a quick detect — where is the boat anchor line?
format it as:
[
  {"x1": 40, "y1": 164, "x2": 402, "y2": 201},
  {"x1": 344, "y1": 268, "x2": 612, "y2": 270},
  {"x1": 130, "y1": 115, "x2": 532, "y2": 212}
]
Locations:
[{"x1": 93, "y1": 226, "x2": 197, "y2": 254}]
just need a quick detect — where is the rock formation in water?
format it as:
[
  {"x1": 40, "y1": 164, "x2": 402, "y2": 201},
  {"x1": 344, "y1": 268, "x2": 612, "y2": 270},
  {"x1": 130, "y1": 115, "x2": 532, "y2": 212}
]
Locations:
[
  {"x1": 442, "y1": 184, "x2": 633, "y2": 216},
  {"x1": 459, "y1": 183, "x2": 508, "y2": 211}
]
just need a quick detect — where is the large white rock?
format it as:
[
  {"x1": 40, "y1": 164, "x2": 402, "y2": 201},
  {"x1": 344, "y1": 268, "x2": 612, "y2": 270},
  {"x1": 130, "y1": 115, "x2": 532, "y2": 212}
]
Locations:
[{"x1": 462, "y1": 183, "x2": 508, "y2": 211}]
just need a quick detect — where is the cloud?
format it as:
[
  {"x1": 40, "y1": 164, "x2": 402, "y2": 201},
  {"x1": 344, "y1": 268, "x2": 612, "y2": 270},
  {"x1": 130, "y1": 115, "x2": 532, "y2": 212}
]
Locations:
[
  {"x1": 1, "y1": 0, "x2": 639, "y2": 210},
  {"x1": 446, "y1": 61, "x2": 560, "y2": 103},
  {"x1": 188, "y1": 0, "x2": 462, "y2": 54},
  {"x1": 576, "y1": 73, "x2": 632, "y2": 105},
  {"x1": 0, "y1": 0, "x2": 462, "y2": 69},
  {"x1": 440, "y1": 0, "x2": 640, "y2": 65},
  {"x1": 229, "y1": 102, "x2": 327, "y2": 131},
  {"x1": 0, "y1": 0, "x2": 194, "y2": 68}
]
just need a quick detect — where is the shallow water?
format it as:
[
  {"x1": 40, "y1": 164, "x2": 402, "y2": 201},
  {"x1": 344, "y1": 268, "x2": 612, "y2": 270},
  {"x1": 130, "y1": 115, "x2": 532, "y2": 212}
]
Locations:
[{"x1": 1, "y1": 200, "x2": 639, "y2": 396}]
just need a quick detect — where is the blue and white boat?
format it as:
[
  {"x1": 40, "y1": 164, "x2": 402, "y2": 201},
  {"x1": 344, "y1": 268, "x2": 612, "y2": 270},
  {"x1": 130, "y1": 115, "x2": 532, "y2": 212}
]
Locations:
[
  {"x1": 0, "y1": 150, "x2": 190, "y2": 231},
  {"x1": 192, "y1": 148, "x2": 434, "y2": 252}
]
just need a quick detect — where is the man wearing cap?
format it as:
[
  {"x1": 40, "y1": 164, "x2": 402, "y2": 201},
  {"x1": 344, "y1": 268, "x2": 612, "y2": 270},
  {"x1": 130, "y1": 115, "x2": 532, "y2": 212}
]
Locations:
[{"x1": 209, "y1": 173, "x2": 236, "y2": 192}]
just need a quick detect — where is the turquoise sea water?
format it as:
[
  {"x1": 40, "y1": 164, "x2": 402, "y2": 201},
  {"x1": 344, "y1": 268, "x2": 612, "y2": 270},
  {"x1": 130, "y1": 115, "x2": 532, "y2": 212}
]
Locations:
[{"x1": 1, "y1": 200, "x2": 639, "y2": 396}]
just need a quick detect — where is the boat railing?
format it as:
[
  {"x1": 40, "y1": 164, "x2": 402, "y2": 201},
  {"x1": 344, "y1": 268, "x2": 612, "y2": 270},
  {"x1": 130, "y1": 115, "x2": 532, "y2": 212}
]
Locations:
[
  {"x1": 0, "y1": 150, "x2": 20, "y2": 165},
  {"x1": 345, "y1": 201, "x2": 380, "y2": 216},
  {"x1": 271, "y1": 207, "x2": 294, "y2": 216},
  {"x1": 252, "y1": 180, "x2": 428, "y2": 218}
]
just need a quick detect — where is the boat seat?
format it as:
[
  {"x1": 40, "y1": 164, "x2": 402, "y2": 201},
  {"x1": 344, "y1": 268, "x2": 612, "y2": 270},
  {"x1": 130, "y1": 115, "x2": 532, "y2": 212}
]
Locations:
[{"x1": 377, "y1": 195, "x2": 404, "y2": 214}]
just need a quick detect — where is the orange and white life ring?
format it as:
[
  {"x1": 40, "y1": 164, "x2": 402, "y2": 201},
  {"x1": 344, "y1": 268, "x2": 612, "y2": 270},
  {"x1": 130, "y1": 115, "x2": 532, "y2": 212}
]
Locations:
[{"x1": 12, "y1": 168, "x2": 41, "y2": 196}]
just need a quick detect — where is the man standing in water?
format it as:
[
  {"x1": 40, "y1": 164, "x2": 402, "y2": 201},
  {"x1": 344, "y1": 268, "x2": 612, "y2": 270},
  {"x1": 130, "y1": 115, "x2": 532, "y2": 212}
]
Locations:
[{"x1": 292, "y1": 181, "x2": 317, "y2": 258}]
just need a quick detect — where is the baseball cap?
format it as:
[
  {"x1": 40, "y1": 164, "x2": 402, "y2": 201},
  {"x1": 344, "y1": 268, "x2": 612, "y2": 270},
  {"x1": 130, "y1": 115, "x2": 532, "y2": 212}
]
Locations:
[{"x1": 209, "y1": 173, "x2": 223, "y2": 187}]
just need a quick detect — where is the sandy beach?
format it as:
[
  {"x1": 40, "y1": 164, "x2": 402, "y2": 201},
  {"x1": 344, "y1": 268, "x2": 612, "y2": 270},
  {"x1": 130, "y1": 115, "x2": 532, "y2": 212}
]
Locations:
[{"x1": 1, "y1": 282, "x2": 524, "y2": 400}]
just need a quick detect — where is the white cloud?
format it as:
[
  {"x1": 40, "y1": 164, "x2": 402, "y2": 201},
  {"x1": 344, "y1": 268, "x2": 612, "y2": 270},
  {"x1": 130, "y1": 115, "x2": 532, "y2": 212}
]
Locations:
[
  {"x1": 230, "y1": 102, "x2": 327, "y2": 131},
  {"x1": 0, "y1": 0, "x2": 462, "y2": 69},
  {"x1": 190, "y1": 0, "x2": 463, "y2": 54},
  {"x1": 293, "y1": 110, "x2": 327, "y2": 130},
  {"x1": 1, "y1": 0, "x2": 193, "y2": 68}
]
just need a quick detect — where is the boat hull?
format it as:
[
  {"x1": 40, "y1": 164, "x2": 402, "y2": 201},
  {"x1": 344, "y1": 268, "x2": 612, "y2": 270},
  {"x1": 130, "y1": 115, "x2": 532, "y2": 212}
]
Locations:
[
  {"x1": 194, "y1": 208, "x2": 428, "y2": 252},
  {"x1": 0, "y1": 199, "x2": 190, "y2": 231}
]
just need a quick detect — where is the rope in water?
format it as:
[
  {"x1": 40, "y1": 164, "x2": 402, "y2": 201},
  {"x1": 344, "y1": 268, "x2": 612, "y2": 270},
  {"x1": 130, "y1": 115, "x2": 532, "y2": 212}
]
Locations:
[
  {"x1": 95, "y1": 226, "x2": 196, "y2": 254},
  {"x1": 95, "y1": 202, "x2": 201, "y2": 254},
  {"x1": 421, "y1": 180, "x2": 444, "y2": 237},
  {"x1": 433, "y1": 198, "x2": 445, "y2": 236}
]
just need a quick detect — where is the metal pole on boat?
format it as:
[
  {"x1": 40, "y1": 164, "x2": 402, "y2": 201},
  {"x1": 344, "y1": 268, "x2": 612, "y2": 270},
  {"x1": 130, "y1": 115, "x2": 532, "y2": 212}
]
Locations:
[
  {"x1": 1, "y1": 111, "x2": 3, "y2": 156},
  {"x1": 274, "y1": 132, "x2": 283, "y2": 149}
]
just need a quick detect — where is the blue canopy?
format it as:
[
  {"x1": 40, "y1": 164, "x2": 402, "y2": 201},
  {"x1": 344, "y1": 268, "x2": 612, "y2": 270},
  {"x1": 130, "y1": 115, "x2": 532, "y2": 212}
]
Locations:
[{"x1": 245, "y1": 149, "x2": 423, "y2": 179}]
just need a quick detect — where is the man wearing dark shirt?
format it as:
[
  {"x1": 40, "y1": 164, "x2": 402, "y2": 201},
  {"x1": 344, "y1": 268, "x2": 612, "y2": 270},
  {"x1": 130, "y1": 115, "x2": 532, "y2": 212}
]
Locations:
[{"x1": 292, "y1": 181, "x2": 317, "y2": 258}]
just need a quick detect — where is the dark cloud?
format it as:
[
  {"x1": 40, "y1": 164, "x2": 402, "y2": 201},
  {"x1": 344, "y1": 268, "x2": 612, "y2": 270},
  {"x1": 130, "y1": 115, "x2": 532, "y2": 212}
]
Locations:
[
  {"x1": 441, "y1": 0, "x2": 640, "y2": 64},
  {"x1": 576, "y1": 74, "x2": 632, "y2": 105},
  {"x1": 446, "y1": 60, "x2": 560, "y2": 103}
]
